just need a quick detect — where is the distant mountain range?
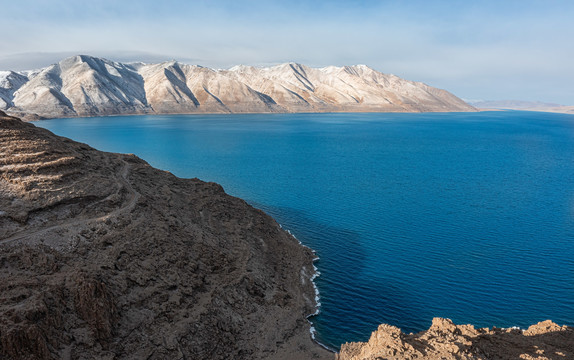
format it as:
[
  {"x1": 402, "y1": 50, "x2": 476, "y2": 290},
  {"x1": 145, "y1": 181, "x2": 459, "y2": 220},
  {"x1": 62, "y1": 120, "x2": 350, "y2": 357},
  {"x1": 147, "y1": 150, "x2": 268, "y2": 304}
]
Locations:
[
  {"x1": 468, "y1": 99, "x2": 574, "y2": 114},
  {"x1": 0, "y1": 55, "x2": 475, "y2": 119}
]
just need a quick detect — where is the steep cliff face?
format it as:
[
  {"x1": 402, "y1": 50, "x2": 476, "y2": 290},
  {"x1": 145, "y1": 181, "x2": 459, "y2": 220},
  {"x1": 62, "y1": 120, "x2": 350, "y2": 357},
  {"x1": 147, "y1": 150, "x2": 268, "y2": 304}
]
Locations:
[
  {"x1": 0, "y1": 111, "x2": 330, "y2": 360},
  {"x1": 1, "y1": 55, "x2": 475, "y2": 119},
  {"x1": 337, "y1": 318, "x2": 574, "y2": 360}
]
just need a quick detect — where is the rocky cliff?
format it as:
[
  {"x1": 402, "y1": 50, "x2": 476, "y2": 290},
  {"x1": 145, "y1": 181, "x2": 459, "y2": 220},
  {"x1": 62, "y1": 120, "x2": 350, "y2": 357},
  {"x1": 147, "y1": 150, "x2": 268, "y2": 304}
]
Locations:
[
  {"x1": 0, "y1": 55, "x2": 475, "y2": 119},
  {"x1": 0, "y1": 110, "x2": 330, "y2": 359},
  {"x1": 337, "y1": 317, "x2": 574, "y2": 360}
]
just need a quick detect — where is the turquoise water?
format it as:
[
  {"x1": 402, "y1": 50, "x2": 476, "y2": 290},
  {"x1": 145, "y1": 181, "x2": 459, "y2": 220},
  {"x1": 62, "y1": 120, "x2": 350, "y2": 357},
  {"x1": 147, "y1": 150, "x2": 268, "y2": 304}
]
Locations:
[{"x1": 37, "y1": 111, "x2": 574, "y2": 350}]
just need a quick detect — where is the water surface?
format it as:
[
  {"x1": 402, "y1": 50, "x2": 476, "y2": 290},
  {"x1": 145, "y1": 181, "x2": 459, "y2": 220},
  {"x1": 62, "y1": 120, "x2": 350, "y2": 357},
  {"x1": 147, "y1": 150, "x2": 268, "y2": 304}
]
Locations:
[{"x1": 37, "y1": 111, "x2": 574, "y2": 349}]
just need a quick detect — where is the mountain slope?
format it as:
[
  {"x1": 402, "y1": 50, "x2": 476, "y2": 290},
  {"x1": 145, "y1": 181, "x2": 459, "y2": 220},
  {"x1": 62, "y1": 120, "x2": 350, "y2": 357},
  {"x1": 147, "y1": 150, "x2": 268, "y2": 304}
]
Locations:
[
  {"x1": 1, "y1": 55, "x2": 475, "y2": 118},
  {"x1": 226, "y1": 63, "x2": 472, "y2": 112},
  {"x1": 10, "y1": 55, "x2": 149, "y2": 118},
  {"x1": 0, "y1": 71, "x2": 28, "y2": 109},
  {"x1": 0, "y1": 110, "x2": 330, "y2": 360}
]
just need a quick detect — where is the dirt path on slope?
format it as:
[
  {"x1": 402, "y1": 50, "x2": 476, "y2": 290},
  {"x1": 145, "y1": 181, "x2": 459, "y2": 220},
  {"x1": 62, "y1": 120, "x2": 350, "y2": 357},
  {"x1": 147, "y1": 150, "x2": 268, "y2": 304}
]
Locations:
[{"x1": 0, "y1": 158, "x2": 140, "y2": 246}]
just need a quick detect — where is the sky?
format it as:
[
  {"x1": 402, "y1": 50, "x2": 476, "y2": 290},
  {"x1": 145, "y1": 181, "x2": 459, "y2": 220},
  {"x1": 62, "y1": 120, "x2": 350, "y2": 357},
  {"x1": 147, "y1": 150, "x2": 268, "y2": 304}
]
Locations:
[{"x1": 1, "y1": 0, "x2": 572, "y2": 104}]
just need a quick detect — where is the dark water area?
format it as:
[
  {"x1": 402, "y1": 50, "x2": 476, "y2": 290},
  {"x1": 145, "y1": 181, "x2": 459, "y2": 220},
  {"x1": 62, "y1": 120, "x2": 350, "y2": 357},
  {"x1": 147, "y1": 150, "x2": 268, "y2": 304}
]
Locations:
[{"x1": 37, "y1": 111, "x2": 574, "y2": 349}]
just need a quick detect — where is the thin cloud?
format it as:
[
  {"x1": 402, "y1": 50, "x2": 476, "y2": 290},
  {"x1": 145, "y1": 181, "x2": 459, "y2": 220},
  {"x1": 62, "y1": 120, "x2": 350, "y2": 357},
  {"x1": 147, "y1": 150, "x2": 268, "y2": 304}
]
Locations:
[{"x1": 1, "y1": 0, "x2": 572, "y2": 104}]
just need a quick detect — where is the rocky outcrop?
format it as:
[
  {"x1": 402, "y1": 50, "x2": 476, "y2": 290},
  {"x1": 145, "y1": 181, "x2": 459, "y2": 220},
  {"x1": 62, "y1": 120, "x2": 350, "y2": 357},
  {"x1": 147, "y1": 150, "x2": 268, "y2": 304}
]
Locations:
[
  {"x1": 337, "y1": 317, "x2": 574, "y2": 360},
  {"x1": 0, "y1": 55, "x2": 475, "y2": 119},
  {"x1": 0, "y1": 111, "x2": 330, "y2": 359}
]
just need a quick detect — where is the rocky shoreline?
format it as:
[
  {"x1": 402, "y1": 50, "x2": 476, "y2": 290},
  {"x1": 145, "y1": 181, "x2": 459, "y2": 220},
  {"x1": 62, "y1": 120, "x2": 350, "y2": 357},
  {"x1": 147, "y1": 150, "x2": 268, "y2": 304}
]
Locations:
[
  {"x1": 0, "y1": 110, "x2": 331, "y2": 359},
  {"x1": 1, "y1": 110, "x2": 573, "y2": 359}
]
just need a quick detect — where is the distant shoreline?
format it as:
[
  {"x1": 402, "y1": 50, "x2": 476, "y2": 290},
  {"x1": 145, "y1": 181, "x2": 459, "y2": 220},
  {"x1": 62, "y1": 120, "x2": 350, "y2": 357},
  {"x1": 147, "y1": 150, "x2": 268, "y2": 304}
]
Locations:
[
  {"x1": 16, "y1": 108, "x2": 481, "y2": 122},
  {"x1": 476, "y1": 107, "x2": 574, "y2": 115}
]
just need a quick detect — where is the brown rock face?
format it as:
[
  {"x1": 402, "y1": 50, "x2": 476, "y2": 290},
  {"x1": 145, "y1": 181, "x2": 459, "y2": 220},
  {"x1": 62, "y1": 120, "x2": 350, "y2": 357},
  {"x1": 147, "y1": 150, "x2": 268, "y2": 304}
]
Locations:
[
  {"x1": 337, "y1": 317, "x2": 574, "y2": 360},
  {"x1": 0, "y1": 111, "x2": 330, "y2": 359}
]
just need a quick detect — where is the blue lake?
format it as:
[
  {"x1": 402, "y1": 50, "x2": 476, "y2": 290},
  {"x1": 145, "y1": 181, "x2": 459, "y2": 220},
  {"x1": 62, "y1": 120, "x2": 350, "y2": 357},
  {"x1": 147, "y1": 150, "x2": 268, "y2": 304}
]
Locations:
[{"x1": 37, "y1": 111, "x2": 574, "y2": 350}]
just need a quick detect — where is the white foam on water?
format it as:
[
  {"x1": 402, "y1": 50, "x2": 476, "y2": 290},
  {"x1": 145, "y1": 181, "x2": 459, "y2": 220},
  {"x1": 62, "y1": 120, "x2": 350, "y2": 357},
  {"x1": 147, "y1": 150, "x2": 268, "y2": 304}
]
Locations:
[
  {"x1": 502, "y1": 326, "x2": 523, "y2": 332},
  {"x1": 281, "y1": 225, "x2": 335, "y2": 351}
]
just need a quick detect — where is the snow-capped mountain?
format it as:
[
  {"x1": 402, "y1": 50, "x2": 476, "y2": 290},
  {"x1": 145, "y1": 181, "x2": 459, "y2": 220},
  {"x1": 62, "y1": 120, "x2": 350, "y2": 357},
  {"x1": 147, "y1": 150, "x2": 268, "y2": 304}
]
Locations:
[{"x1": 1, "y1": 55, "x2": 475, "y2": 119}]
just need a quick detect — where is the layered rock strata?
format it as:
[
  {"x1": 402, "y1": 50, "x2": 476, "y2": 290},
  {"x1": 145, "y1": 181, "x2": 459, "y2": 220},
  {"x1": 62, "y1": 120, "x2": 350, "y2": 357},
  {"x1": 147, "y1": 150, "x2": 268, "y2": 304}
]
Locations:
[
  {"x1": 0, "y1": 111, "x2": 330, "y2": 360},
  {"x1": 0, "y1": 55, "x2": 475, "y2": 119}
]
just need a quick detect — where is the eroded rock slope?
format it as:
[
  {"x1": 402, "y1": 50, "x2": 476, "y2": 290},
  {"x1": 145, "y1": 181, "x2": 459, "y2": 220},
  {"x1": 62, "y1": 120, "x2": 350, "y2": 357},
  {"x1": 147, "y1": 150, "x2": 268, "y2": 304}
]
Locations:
[{"x1": 0, "y1": 111, "x2": 330, "y2": 360}]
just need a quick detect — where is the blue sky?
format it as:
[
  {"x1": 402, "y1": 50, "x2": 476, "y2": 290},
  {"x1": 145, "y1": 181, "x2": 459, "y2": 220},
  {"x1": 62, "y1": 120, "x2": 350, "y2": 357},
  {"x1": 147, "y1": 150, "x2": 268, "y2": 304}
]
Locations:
[{"x1": 1, "y1": 0, "x2": 572, "y2": 104}]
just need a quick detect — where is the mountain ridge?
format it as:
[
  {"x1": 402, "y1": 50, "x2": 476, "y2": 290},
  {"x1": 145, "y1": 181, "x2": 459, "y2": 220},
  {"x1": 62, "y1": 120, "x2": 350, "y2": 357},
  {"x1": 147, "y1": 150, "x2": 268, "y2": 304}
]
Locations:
[{"x1": 0, "y1": 55, "x2": 475, "y2": 119}]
